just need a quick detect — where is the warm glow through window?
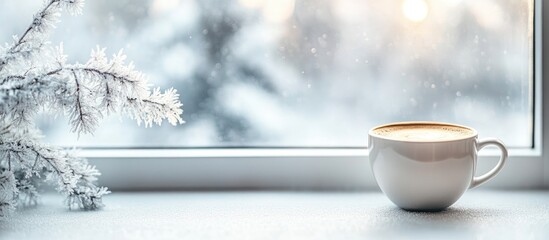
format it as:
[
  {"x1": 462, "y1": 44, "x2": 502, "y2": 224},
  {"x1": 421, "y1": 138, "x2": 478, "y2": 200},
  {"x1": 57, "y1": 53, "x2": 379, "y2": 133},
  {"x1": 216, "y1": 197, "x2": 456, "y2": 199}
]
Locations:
[{"x1": 402, "y1": 0, "x2": 429, "y2": 22}]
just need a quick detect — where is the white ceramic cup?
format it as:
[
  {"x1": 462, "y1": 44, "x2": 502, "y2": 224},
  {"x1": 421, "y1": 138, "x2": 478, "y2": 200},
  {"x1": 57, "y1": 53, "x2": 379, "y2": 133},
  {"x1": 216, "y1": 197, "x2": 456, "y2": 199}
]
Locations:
[{"x1": 368, "y1": 121, "x2": 507, "y2": 211}]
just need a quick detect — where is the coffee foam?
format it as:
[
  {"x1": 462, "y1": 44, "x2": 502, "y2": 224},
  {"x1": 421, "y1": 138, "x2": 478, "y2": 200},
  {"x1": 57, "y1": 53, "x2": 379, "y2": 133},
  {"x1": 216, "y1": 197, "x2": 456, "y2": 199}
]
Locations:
[{"x1": 372, "y1": 124, "x2": 475, "y2": 141}]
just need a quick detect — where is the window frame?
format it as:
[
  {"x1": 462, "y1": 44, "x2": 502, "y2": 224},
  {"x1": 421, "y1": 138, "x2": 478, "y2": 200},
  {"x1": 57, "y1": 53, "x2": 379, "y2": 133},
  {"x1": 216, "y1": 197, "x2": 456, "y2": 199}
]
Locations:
[{"x1": 83, "y1": 0, "x2": 547, "y2": 190}]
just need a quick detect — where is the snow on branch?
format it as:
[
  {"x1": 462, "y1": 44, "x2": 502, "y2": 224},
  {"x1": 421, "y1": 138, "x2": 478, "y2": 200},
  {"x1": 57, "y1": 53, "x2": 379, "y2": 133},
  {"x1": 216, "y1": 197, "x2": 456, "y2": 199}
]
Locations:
[
  {"x1": 1, "y1": 47, "x2": 184, "y2": 135},
  {"x1": 0, "y1": 0, "x2": 184, "y2": 218}
]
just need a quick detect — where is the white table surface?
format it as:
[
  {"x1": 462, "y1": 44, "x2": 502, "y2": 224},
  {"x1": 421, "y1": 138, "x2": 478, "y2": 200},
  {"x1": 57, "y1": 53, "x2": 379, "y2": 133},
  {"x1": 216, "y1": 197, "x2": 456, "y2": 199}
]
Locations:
[{"x1": 1, "y1": 190, "x2": 549, "y2": 240}]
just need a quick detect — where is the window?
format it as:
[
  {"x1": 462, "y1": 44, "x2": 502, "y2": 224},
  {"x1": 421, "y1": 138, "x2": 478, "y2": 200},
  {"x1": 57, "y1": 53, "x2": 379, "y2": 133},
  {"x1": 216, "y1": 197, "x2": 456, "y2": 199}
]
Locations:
[
  {"x1": 0, "y1": 0, "x2": 544, "y2": 189},
  {"x1": 0, "y1": 0, "x2": 534, "y2": 148}
]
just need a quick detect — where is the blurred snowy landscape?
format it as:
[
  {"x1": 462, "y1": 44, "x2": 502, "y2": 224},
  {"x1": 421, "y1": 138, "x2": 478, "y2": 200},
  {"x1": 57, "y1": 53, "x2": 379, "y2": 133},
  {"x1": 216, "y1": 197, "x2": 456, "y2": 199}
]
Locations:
[{"x1": 0, "y1": 0, "x2": 533, "y2": 147}]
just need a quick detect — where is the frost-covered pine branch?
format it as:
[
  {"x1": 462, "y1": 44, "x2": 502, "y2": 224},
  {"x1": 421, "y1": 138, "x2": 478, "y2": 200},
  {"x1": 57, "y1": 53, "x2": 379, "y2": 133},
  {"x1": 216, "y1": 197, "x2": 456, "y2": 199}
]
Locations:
[{"x1": 0, "y1": 0, "x2": 184, "y2": 218}]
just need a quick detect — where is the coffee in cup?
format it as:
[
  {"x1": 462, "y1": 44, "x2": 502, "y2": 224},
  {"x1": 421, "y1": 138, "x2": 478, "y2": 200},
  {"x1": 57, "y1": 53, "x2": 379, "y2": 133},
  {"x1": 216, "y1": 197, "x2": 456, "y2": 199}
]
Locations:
[{"x1": 368, "y1": 121, "x2": 507, "y2": 211}]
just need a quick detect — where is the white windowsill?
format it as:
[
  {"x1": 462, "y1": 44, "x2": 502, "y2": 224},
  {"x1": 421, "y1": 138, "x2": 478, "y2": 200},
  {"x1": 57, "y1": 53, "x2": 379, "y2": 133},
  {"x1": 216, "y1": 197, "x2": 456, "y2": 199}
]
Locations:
[
  {"x1": 84, "y1": 147, "x2": 544, "y2": 191},
  {"x1": 2, "y1": 190, "x2": 549, "y2": 240},
  {"x1": 78, "y1": 147, "x2": 540, "y2": 158}
]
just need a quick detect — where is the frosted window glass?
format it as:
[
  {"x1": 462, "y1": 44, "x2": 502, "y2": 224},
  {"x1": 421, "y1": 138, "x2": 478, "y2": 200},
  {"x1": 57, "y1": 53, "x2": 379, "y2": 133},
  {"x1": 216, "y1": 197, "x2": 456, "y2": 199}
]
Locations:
[{"x1": 0, "y1": 0, "x2": 533, "y2": 147}]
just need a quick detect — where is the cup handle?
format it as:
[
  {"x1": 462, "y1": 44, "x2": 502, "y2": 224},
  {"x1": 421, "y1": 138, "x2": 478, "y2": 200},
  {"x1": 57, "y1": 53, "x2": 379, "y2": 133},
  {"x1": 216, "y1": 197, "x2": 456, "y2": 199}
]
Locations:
[{"x1": 469, "y1": 138, "x2": 508, "y2": 189}]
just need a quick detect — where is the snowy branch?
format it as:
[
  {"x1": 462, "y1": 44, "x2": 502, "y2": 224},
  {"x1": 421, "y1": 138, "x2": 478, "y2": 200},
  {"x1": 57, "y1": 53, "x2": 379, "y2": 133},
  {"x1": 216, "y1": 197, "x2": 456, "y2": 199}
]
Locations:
[
  {"x1": 0, "y1": 0, "x2": 183, "y2": 218},
  {"x1": 0, "y1": 0, "x2": 84, "y2": 72}
]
